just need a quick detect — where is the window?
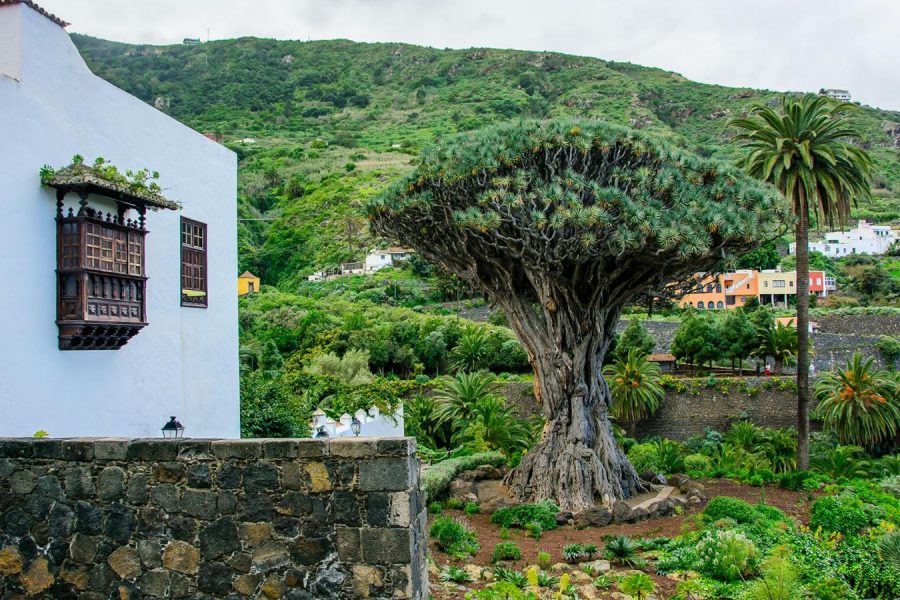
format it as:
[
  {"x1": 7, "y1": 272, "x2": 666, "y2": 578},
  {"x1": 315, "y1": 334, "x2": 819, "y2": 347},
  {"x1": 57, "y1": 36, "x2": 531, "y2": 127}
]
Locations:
[
  {"x1": 716, "y1": 301, "x2": 724, "y2": 309},
  {"x1": 773, "y1": 280, "x2": 785, "y2": 288},
  {"x1": 181, "y1": 218, "x2": 208, "y2": 307}
]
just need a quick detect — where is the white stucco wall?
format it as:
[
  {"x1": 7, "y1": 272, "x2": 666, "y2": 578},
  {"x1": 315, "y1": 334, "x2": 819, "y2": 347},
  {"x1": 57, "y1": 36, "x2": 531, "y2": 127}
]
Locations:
[{"x1": 0, "y1": 4, "x2": 239, "y2": 438}]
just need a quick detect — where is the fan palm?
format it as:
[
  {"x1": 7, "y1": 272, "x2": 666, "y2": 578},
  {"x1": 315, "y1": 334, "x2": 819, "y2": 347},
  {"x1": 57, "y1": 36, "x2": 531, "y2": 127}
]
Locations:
[
  {"x1": 602, "y1": 348, "x2": 664, "y2": 434},
  {"x1": 813, "y1": 353, "x2": 900, "y2": 450},
  {"x1": 752, "y1": 322, "x2": 798, "y2": 375},
  {"x1": 433, "y1": 370, "x2": 498, "y2": 428},
  {"x1": 730, "y1": 93, "x2": 873, "y2": 470}
]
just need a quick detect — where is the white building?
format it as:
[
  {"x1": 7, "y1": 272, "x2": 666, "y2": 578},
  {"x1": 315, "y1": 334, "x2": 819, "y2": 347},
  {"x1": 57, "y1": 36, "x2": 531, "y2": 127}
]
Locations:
[
  {"x1": 822, "y1": 89, "x2": 851, "y2": 101},
  {"x1": 365, "y1": 247, "x2": 415, "y2": 272},
  {"x1": 0, "y1": 1, "x2": 239, "y2": 438},
  {"x1": 789, "y1": 220, "x2": 898, "y2": 257}
]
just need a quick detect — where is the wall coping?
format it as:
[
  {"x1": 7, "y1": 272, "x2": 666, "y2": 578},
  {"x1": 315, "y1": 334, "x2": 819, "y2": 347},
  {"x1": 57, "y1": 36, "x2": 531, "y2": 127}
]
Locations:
[{"x1": 0, "y1": 436, "x2": 417, "y2": 461}]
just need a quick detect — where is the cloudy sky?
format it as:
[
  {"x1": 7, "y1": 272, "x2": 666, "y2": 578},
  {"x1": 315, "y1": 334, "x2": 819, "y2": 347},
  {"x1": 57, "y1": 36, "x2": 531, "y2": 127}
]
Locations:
[{"x1": 37, "y1": 0, "x2": 900, "y2": 111}]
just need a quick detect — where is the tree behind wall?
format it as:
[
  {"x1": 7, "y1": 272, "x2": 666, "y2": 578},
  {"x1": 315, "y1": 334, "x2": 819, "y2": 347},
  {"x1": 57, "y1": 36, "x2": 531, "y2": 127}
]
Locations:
[
  {"x1": 368, "y1": 119, "x2": 789, "y2": 509},
  {"x1": 730, "y1": 94, "x2": 872, "y2": 469},
  {"x1": 616, "y1": 319, "x2": 656, "y2": 359}
]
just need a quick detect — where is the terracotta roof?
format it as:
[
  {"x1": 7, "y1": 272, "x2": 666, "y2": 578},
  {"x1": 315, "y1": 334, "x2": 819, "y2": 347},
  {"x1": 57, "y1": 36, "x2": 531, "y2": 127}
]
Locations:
[
  {"x1": 647, "y1": 353, "x2": 677, "y2": 362},
  {"x1": 1, "y1": 0, "x2": 69, "y2": 27},
  {"x1": 239, "y1": 271, "x2": 258, "y2": 279}
]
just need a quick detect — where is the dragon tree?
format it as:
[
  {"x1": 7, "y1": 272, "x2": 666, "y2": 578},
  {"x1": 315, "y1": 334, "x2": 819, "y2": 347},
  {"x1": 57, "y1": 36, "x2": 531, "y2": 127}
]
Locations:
[{"x1": 368, "y1": 120, "x2": 790, "y2": 510}]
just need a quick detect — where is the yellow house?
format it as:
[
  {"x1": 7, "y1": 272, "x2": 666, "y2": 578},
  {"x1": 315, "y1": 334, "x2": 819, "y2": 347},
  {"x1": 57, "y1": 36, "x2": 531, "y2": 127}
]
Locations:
[{"x1": 237, "y1": 271, "x2": 260, "y2": 296}]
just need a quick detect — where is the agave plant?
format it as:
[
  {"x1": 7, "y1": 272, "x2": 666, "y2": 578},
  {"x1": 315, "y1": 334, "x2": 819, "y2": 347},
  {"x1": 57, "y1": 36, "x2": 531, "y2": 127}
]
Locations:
[
  {"x1": 603, "y1": 535, "x2": 640, "y2": 566},
  {"x1": 810, "y1": 445, "x2": 872, "y2": 480},
  {"x1": 603, "y1": 348, "x2": 665, "y2": 433},
  {"x1": 440, "y1": 565, "x2": 474, "y2": 583},
  {"x1": 880, "y1": 531, "x2": 900, "y2": 570},
  {"x1": 562, "y1": 543, "x2": 585, "y2": 563},
  {"x1": 492, "y1": 566, "x2": 528, "y2": 588},
  {"x1": 814, "y1": 353, "x2": 900, "y2": 450}
]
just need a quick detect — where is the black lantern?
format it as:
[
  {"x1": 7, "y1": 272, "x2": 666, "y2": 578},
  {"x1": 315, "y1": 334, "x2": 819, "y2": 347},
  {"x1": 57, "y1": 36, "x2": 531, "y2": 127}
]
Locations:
[
  {"x1": 161, "y1": 416, "x2": 184, "y2": 438},
  {"x1": 314, "y1": 425, "x2": 329, "y2": 438},
  {"x1": 351, "y1": 417, "x2": 362, "y2": 437}
]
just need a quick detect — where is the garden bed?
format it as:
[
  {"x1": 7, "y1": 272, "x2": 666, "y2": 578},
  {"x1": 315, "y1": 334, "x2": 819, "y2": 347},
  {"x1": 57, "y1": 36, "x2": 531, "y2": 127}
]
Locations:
[{"x1": 428, "y1": 479, "x2": 819, "y2": 599}]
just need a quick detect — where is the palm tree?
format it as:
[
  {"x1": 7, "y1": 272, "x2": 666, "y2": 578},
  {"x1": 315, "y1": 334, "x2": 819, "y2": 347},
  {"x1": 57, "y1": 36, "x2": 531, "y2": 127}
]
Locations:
[
  {"x1": 752, "y1": 322, "x2": 798, "y2": 374},
  {"x1": 433, "y1": 371, "x2": 497, "y2": 429},
  {"x1": 448, "y1": 327, "x2": 491, "y2": 373},
  {"x1": 464, "y1": 395, "x2": 536, "y2": 455},
  {"x1": 618, "y1": 572, "x2": 656, "y2": 600},
  {"x1": 813, "y1": 353, "x2": 900, "y2": 451},
  {"x1": 602, "y1": 348, "x2": 664, "y2": 434},
  {"x1": 730, "y1": 93, "x2": 873, "y2": 469}
]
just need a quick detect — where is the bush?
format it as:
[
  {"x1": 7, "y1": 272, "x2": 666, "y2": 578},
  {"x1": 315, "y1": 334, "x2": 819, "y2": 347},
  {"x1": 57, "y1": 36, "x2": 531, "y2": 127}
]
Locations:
[
  {"x1": 881, "y1": 475, "x2": 900, "y2": 498},
  {"x1": 428, "y1": 501, "x2": 443, "y2": 514},
  {"x1": 491, "y1": 541, "x2": 522, "y2": 563},
  {"x1": 627, "y1": 442, "x2": 659, "y2": 473},
  {"x1": 684, "y1": 453, "x2": 712, "y2": 473},
  {"x1": 429, "y1": 515, "x2": 479, "y2": 558},
  {"x1": 464, "y1": 502, "x2": 480, "y2": 515},
  {"x1": 810, "y1": 494, "x2": 869, "y2": 536},
  {"x1": 490, "y1": 501, "x2": 559, "y2": 531},
  {"x1": 702, "y1": 496, "x2": 761, "y2": 525},
  {"x1": 421, "y1": 451, "x2": 506, "y2": 499},
  {"x1": 695, "y1": 529, "x2": 757, "y2": 581},
  {"x1": 536, "y1": 551, "x2": 552, "y2": 569}
]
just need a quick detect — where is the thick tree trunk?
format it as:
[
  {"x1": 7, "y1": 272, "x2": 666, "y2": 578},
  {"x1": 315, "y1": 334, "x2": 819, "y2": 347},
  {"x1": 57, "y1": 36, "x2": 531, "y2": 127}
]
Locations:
[
  {"x1": 503, "y1": 314, "x2": 645, "y2": 511},
  {"x1": 795, "y1": 206, "x2": 811, "y2": 470}
]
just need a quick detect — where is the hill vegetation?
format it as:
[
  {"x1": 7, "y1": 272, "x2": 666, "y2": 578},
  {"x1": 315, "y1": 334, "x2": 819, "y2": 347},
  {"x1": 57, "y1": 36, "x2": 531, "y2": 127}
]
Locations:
[{"x1": 71, "y1": 35, "x2": 900, "y2": 288}]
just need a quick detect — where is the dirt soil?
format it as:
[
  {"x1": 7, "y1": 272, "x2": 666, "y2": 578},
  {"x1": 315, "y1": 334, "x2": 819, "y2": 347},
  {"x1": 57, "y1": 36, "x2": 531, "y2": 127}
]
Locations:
[{"x1": 429, "y1": 479, "x2": 818, "y2": 599}]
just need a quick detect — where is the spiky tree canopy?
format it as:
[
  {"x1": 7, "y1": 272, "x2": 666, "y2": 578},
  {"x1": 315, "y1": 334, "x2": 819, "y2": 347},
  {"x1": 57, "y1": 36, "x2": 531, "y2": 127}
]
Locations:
[{"x1": 368, "y1": 119, "x2": 789, "y2": 310}]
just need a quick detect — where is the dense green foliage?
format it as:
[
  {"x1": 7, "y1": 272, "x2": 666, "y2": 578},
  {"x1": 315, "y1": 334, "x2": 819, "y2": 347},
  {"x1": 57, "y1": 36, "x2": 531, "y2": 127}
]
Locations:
[
  {"x1": 490, "y1": 502, "x2": 560, "y2": 531},
  {"x1": 430, "y1": 515, "x2": 480, "y2": 558},
  {"x1": 603, "y1": 349, "x2": 665, "y2": 430}
]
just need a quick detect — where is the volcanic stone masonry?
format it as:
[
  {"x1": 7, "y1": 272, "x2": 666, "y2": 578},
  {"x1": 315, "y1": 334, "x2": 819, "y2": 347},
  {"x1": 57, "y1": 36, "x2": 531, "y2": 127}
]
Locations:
[{"x1": 0, "y1": 437, "x2": 428, "y2": 599}]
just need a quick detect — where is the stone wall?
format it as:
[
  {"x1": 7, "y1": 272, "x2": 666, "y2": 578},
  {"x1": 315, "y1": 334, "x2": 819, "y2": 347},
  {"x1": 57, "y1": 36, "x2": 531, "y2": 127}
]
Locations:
[
  {"x1": 633, "y1": 377, "x2": 818, "y2": 441},
  {"x1": 498, "y1": 378, "x2": 814, "y2": 440},
  {"x1": 0, "y1": 438, "x2": 427, "y2": 599}
]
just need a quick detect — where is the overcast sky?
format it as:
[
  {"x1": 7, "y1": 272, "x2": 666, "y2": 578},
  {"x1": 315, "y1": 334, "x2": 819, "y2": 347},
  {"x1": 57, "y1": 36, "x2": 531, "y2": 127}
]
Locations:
[{"x1": 37, "y1": 0, "x2": 900, "y2": 111}]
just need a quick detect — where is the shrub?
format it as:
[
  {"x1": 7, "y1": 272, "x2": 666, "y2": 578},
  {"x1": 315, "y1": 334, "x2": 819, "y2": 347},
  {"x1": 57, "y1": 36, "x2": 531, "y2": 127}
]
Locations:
[
  {"x1": 492, "y1": 541, "x2": 522, "y2": 563},
  {"x1": 421, "y1": 451, "x2": 506, "y2": 499},
  {"x1": 684, "y1": 453, "x2": 712, "y2": 473},
  {"x1": 464, "y1": 502, "x2": 480, "y2": 515},
  {"x1": 593, "y1": 574, "x2": 615, "y2": 590},
  {"x1": 535, "y1": 570, "x2": 558, "y2": 588},
  {"x1": 490, "y1": 501, "x2": 559, "y2": 531},
  {"x1": 695, "y1": 529, "x2": 757, "y2": 581},
  {"x1": 562, "y1": 544, "x2": 584, "y2": 563},
  {"x1": 804, "y1": 577, "x2": 858, "y2": 600},
  {"x1": 741, "y1": 548, "x2": 802, "y2": 600},
  {"x1": 524, "y1": 521, "x2": 542, "y2": 540},
  {"x1": 809, "y1": 494, "x2": 869, "y2": 536},
  {"x1": 583, "y1": 543, "x2": 598, "y2": 559},
  {"x1": 882, "y1": 475, "x2": 900, "y2": 498},
  {"x1": 428, "y1": 501, "x2": 443, "y2": 515},
  {"x1": 654, "y1": 438, "x2": 686, "y2": 473},
  {"x1": 627, "y1": 442, "x2": 659, "y2": 473},
  {"x1": 498, "y1": 526, "x2": 510, "y2": 540},
  {"x1": 702, "y1": 496, "x2": 760, "y2": 525},
  {"x1": 446, "y1": 497, "x2": 465, "y2": 510},
  {"x1": 429, "y1": 515, "x2": 480, "y2": 558},
  {"x1": 536, "y1": 551, "x2": 551, "y2": 569}
]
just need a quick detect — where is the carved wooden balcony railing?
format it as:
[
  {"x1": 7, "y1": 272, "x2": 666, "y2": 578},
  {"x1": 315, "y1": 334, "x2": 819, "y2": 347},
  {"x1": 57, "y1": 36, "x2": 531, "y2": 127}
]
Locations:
[{"x1": 46, "y1": 165, "x2": 179, "y2": 350}]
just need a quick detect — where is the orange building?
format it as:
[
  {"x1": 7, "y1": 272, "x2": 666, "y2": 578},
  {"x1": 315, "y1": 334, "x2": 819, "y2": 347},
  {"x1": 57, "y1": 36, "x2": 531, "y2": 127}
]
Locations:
[{"x1": 678, "y1": 270, "x2": 759, "y2": 310}]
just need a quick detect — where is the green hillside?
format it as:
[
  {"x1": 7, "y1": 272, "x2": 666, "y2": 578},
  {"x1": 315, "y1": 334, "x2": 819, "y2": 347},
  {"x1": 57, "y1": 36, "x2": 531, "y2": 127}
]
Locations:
[{"x1": 71, "y1": 35, "x2": 900, "y2": 288}]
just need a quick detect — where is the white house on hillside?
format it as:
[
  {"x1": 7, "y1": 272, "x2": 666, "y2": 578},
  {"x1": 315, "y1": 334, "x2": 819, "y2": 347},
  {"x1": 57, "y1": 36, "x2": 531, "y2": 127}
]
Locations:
[
  {"x1": 365, "y1": 247, "x2": 415, "y2": 272},
  {"x1": 789, "y1": 220, "x2": 898, "y2": 257},
  {"x1": 0, "y1": 1, "x2": 239, "y2": 438}
]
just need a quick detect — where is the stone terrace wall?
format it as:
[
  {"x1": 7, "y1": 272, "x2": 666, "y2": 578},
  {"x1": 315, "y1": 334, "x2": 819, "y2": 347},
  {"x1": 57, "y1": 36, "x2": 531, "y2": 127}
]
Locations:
[
  {"x1": 634, "y1": 377, "x2": 819, "y2": 441},
  {"x1": 0, "y1": 438, "x2": 427, "y2": 599}
]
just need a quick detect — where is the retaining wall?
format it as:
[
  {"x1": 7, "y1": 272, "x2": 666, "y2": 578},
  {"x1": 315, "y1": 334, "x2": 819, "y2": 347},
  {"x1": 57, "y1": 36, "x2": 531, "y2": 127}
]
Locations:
[{"x1": 0, "y1": 437, "x2": 427, "y2": 599}]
